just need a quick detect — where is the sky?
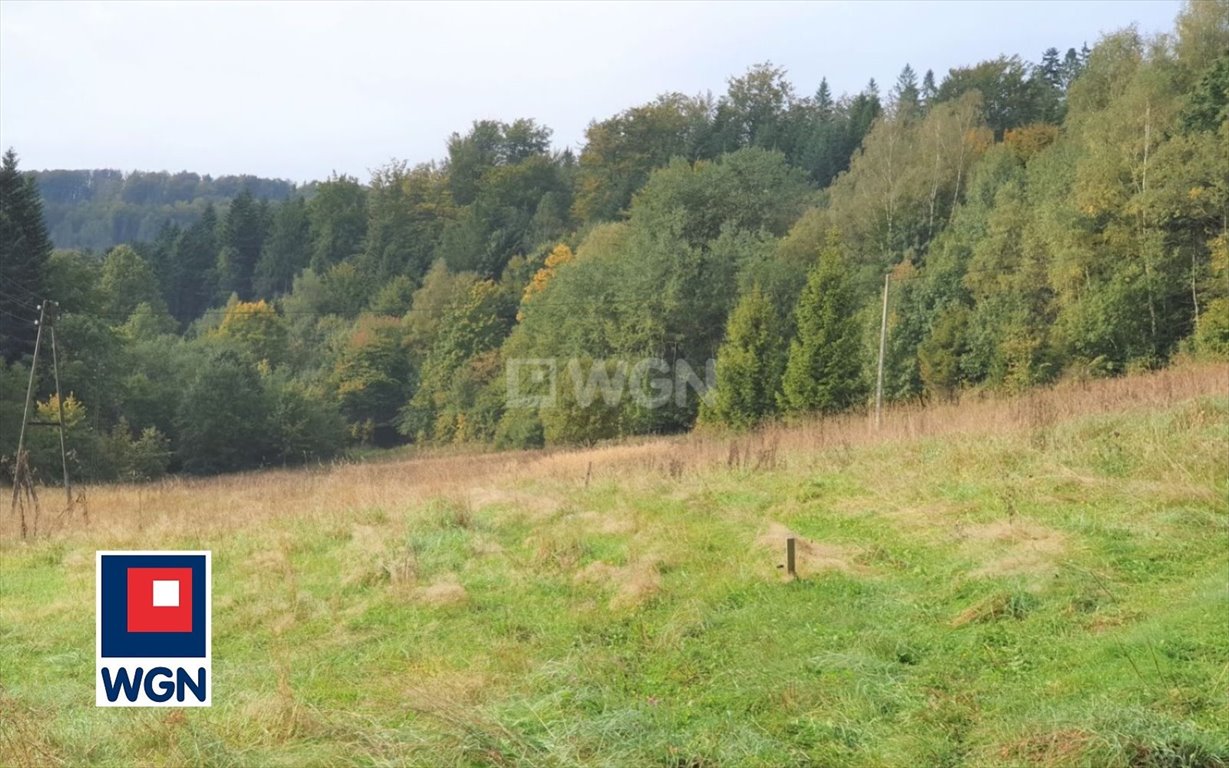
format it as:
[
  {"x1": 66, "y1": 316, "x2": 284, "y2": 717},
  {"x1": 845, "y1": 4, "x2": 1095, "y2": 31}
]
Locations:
[{"x1": 0, "y1": 0, "x2": 1183, "y2": 184}]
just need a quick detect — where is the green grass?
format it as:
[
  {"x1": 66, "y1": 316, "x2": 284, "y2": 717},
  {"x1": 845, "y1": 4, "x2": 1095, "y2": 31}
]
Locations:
[{"x1": 2, "y1": 397, "x2": 1227, "y2": 767}]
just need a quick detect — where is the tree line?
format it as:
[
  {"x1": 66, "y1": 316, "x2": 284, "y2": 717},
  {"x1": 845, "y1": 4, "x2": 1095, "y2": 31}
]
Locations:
[
  {"x1": 31, "y1": 169, "x2": 300, "y2": 252},
  {"x1": 2, "y1": 2, "x2": 1226, "y2": 482}
]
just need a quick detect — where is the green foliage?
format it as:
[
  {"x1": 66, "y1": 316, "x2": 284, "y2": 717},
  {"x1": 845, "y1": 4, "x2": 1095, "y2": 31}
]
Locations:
[
  {"x1": 44, "y1": 250, "x2": 103, "y2": 317},
  {"x1": 399, "y1": 279, "x2": 515, "y2": 441},
  {"x1": 99, "y1": 245, "x2": 164, "y2": 321},
  {"x1": 214, "y1": 188, "x2": 268, "y2": 300},
  {"x1": 917, "y1": 304, "x2": 971, "y2": 399},
  {"x1": 703, "y1": 286, "x2": 785, "y2": 428},
  {"x1": 119, "y1": 334, "x2": 193, "y2": 439},
  {"x1": 31, "y1": 168, "x2": 296, "y2": 251},
  {"x1": 368, "y1": 274, "x2": 418, "y2": 317},
  {"x1": 254, "y1": 196, "x2": 311, "y2": 297},
  {"x1": 935, "y1": 55, "x2": 1048, "y2": 138},
  {"x1": 103, "y1": 420, "x2": 172, "y2": 482},
  {"x1": 446, "y1": 118, "x2": 552, "y2": 206},
  {"x1": 121, "y1": 302, "x2": 178, "y2": 341},
  {"x1": 175, "y1": 347, "x2": 272, "y2": 474},
  {"x1": 493, "y1": 406, "x2": 544, "y2": 450},
  {"x1": 825, "y1": 91, "x2": 991, "y2": 278},
  {"x1": 0, "y1": 149, "x2": 52, "y2": 360},
  {"x1": 360, "y1": 161, "x2": 452, "y2": 283},
  {"x1": 1181, "y1": 52, "x2": 1229, "y2": 132},
  {"x1": 166, "y1": 203, "x2": 218, "y2": 324},
  {"x1": 264, "y1": 372, "x2": 346, "y2": 464},
  {"x1": 539, "y1": 358, "x2": 626, "y2": 446},
  {"x1": 574, "y1": 93, "x2": 713, "y2": 222},
  {"x1": 331, "y1": 314, "x2": 413, "y2": 435},
  {"x1": 713, "y1": 62, "x2": 796, "y2": 152},
  {"x1": 401, "y1": 260, "x2": 480, "y2": 357},
  {"x1": 630, "y1": 148, "x2": 812, "y2": 249},
  {"x1": 780, "y1": 243, "x2": 868, "y2": 414},
  {"x1": 212, "y1": 298, "x2": 287, "y2": 364},
  {"x1": 437, "y1": 153, "x2": 572, "y2": 277},
  {"x1": 1193, "y1": 298, "x2": 1229, "y2": 358},
  {"x1": 5, "y1": 8, "x2": 1226, "y2": 475},
  {"x1": 308, "y1": 174, "x2": 367, "y2": 272}
]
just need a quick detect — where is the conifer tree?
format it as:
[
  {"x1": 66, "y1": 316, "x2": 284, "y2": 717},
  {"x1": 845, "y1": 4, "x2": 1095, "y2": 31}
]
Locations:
[
  {"x1": 779, "y1": 243, "x2": 867, "y2": 414},
  {"x1": 921, "y1": 69, "x2": 938, "y2": 107},
  {"x1": 215, "y1": 188, "x2": 266, "y2": 300},
  {"x1": 704, "y1": 285, "x2": 785, "y2": 428},
  {"x1": 892, "y1": 64, "x2": 921, "y2": 118},
  {"x1": 254, "y1": 197, "x2": 311, "y2": 298},
  {"x1": 0, "y1": 149, "x2": 53, "y2": 360},
  {"x1": 168, "y1": 203, "x2": 218, "y2": 323}
]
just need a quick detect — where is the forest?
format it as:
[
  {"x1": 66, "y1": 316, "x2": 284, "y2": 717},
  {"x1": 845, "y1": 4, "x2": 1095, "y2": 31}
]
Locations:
[
  {"x1": 31, "y1": 169, "x2": 300, "y2": 252},
  {"x1": 1, "y1": 1, "x2": 1226, "y2": 482}
]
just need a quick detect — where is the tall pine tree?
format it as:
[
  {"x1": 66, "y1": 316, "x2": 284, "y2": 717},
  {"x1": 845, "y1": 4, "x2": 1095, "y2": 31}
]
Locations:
[
  {"x1": 254, "y1": 197, "x2": 311, "y2": 298},
  {"x1": 215, "y1": 188, "x2": 267, "y2": 300},
  {"x1": 0, "y1": 149, "x2": 53, "y2": 361},
  {"x1": 168, "y1": 203, "x2": 218, "y2": 323}
]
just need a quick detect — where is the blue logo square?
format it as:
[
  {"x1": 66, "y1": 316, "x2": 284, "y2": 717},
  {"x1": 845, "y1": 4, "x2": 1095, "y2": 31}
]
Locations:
[{"x1": 99, "y1": 553, "x2": 208, "y2": 658}]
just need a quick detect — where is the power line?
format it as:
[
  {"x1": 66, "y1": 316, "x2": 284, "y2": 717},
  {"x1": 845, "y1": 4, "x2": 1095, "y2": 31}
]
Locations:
[{"x1": 0, "y1": 281, "x2": 44, "y2": 304}]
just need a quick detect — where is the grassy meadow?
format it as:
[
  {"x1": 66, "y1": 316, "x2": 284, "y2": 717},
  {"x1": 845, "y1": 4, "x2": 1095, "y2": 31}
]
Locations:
[{"x1": 1, "y1": 364, "x2": 1227, "y2": 767}]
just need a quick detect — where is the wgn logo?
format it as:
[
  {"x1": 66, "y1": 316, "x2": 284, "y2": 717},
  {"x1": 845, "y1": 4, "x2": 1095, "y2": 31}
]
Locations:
[{"x1": 96, "y1": 551, "x2": 211, "y2": 707}]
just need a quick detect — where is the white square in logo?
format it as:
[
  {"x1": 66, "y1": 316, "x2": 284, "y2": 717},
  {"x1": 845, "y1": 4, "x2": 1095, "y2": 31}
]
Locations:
[{"x1": 152, "y1": 580, "x2": 180, "y2": 607}]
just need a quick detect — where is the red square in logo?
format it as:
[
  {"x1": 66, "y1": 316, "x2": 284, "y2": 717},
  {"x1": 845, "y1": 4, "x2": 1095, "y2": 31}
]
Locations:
[{"x1": 126, "y1": 567, "x2": 193, "y2": 633}]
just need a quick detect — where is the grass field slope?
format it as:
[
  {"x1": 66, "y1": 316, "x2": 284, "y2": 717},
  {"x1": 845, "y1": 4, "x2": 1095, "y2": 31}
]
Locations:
[{"x1": 2, "y1": 365, "x2": 1227, "y2": 767}]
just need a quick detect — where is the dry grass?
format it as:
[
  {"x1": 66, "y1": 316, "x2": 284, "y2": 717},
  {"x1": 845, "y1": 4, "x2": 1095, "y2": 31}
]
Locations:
[
  {"x1": 573, "y1": 557, "x2": 663, "y2": 609},
  {"x1": 3, "y1": 362, "x2": 1224, "y2": 546},
  {"x1": 754, "y1": 521, "x2": 868, "y2": 578},
  {"x1": 963, "y1": 519, "x2": 1068, "y2": 579},
  {"x1": 1, "y1": 362, "x2": 1225, "y2": 767},
  {"x1": 413, "y1": 576, "x2": 469, "y2": 606}
]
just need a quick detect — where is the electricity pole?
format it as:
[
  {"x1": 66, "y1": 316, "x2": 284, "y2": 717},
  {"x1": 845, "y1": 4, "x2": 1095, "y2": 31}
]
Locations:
[
  {"x1": 50, "y1": 312, "x2": 71, "y2": 508},
  {"x1": 10, "y1": 300, "x2": 72, "y2": 534},
  {"x1": 875, "y1": 273, "x2": 889, "y2": 428}
]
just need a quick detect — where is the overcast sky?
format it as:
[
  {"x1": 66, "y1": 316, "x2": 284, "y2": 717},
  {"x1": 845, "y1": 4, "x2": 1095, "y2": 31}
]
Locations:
[{"x1": 0, "y1": 0, "x2": 1182, "y2": 183}]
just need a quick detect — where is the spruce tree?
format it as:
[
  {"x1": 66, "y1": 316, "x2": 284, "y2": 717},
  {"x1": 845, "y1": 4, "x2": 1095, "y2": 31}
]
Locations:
[
  {"x1": 254, "y1": 197, "x2": 311, "y2": 297},
  {"x1": 892, "y1": 64, "x2": 921, "y2": 119},
  {"x1": 921, "y1": 69, "x2": 938, "y2": 107},
  {"x1": 779, "y1": 243, "x2": 867, "y2": 414},
  {"x1": 0, "y1": 149, "x2": 53, "y2": 361},
  {"x1": 704, "y1": 285, "x2": 785, "y2": 428},
  {"x1": 216, "y1": 188, "x2": 266, "y2": 300},
  {"x1": 168, "y1": 203, "x2": 218, "y2": 323}
]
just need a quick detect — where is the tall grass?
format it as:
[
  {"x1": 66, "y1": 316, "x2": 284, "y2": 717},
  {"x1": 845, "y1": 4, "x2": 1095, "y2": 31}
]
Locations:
[
  {"x1": 4, "y1": 362, "x2": 1222, "y2": 545},
  {"x1": 1, "y1": 362, "x2": 1225, "y2": 767}
]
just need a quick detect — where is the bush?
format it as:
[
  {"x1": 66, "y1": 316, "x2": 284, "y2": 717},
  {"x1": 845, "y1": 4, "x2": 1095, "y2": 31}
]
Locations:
[
  {"x1": 264, "y1": 374, "x2": 347, "y2": 465},
  {"x1": 1192, "y1": 298, "x2": 1229, "y2": 359}
]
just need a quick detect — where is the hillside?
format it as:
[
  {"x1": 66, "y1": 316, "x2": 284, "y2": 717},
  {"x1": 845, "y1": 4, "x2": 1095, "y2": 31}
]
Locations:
[
  {"x1": 2, "y1": 364, "x2": 1225, "y2": 766},
  {"x1": 4, "y1": 5, "x2": 1225, "y2": 487}
]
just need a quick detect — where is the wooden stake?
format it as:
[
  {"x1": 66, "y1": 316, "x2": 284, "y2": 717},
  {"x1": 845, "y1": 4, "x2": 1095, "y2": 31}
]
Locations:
[{"x1": 786, "y1": 537, "x2": 797, "y2": 579}]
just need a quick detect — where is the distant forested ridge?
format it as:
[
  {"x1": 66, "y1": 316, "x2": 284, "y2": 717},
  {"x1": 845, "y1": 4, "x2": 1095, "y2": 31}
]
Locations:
[
  {"x1": 2, "y1": 1, "x2": 1226, "y2": 483},
  {"x1": 32, "y1": 169, "x2": 300, "y2": 250}
]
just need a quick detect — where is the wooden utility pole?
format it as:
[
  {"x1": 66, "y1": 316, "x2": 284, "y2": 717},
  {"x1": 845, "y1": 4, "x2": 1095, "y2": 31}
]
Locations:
[
  {"x1": 11, "y1": 301, "x2": 47, "y2": 523},
  {"x1": 49, "y1": 318, "x2": 72, "y2": 508},
  {"x1": 875, "y1": 273, "x2": 890, "y2": 428},
  {"x1": 10, "y1": 300, "x2": 72, "y2": 535}
]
